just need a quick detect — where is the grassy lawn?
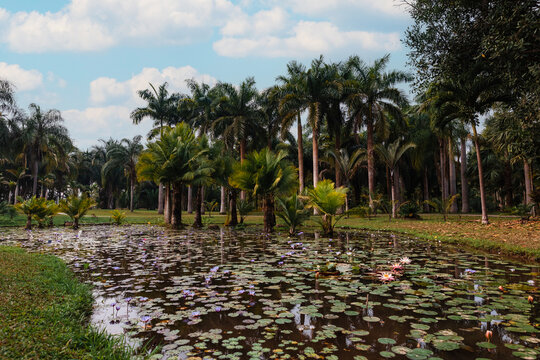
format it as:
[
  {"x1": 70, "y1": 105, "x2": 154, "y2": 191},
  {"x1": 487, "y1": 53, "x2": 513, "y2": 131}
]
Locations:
[
  {"x1": 1, "y1": 209, "x2": 538, "y2": 260},
  {"x1": 0, "y1": 246, "x2": 134, "y2": 360}
]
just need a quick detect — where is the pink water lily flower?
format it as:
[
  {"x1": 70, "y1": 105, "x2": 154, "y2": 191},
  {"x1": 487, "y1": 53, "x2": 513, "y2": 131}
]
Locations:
[{"x1": 379, "y1": 272, "x2": 395, "y2": 282}]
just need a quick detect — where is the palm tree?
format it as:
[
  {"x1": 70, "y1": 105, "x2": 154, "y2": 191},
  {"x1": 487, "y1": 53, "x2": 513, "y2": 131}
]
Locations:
[
  {"x1": 305, "y1": 179, "x2": 347, "y2": 236},
  {"x1": 376, "y1": 139, "x2": 416, "y2": 218},
  {"x1": 230, "y1": 148, "x2": 297, "y2": 232},
  {"x1": 327, "y1": 148, "x2": 366, "y2": 212},
  {"x1": 189, "y1": 137, "x2": 214, "y2": 228},
  {"x1": 131, "y1": 82, "x2": 181, "y2": 214},
  {"x1": 432, "y1": 64, "x2": 510, "y2": 224},
  {"x1": 276, "y1": 194, "x2": 309, "y2": 236},
  {"x1": 22, "y1": 103, "x2": 72, "y2": 197},
  {"x1": 345, "y1": 55, "x2": 411, "y2": 209},
  {"x1": 59, "y1": 195, "x2": 96, "y2": 229},
  {"x1": 102, "y1": 135, "x2": 143, "y2": 212},
  {"x1": 277, "y1": 61, "x2": 308, "y2": 192},
  {"x1": 0, "y1": 79, "x2": 15, "y2": 117}
]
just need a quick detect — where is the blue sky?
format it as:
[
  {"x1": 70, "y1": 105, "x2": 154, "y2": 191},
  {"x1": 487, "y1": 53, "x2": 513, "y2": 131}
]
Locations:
[{"x1": 0, "y1": 0, "x2": 413, "y2": 149}]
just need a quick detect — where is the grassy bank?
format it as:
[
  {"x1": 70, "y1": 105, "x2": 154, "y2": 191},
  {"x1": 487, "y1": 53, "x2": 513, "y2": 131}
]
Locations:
[{"x1": 0, "y1": 246, "x2": 133, "y2": 360}]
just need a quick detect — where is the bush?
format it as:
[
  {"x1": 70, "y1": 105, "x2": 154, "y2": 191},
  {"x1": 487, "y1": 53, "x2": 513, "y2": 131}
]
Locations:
[
  {"x1": 276, "y1": 194, "x2": 310, "y2": 236},
  {"x1": 398, "y1": 202, "x2": 421, "y2": 219},
  {"x1": 110, "y1": 210, "x2": 126, "y2": 225},
  {"x1": 59, "y1": 195, "x2": 96, "y2": 229},
  {"x1": 15, "y1": 196, "x2": 58, "y2": 230},
  {"x1": 237, "y1": 199, "x2": 253, "y2": 224}
]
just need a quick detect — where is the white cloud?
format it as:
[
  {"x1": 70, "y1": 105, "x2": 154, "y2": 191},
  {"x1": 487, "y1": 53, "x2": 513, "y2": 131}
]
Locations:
[
  {"x1": 63, "y1": 105, "x2": 149, "y2": 149},
  {"x1": 90, "y1": 66, "x2": 217, "y2": 106},
  {"x1": 221, "y1": 7, "x2": 289, "y2": 37},
  {"x1": 1, "y1": 0, "x2": 242, "y2": 53},
  {"x1": 214, "y1": 21, "x2": 400, "y2": 58},
  {"x1": 267, "y1": 0, "x2": 407, "y2": 17},
  {"x1": 0, "y1": 62, "x2": 43, "y2": 91}
]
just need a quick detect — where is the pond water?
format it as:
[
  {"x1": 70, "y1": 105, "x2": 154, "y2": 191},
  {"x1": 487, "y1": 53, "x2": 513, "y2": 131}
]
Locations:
[{"x1": 2, "y1": 225, "x2": 539, "y2": 360}]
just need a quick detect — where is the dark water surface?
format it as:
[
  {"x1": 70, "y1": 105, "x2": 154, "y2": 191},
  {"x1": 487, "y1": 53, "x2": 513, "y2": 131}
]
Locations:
[{"x1": 2, "y1": 225, "x2": 539, "y2": 360}]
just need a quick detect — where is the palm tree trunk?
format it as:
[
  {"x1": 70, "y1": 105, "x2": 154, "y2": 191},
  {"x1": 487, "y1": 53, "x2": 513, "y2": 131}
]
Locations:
[
  {"x1": 439, "y1": 138, "x2": 447, "y2": 201},
  {"x1": 524, "y1": 160, "x2": 532, "y2": 205},
  {"x1": 187, "y1": 185, "x2": 193, "y2": 213},
  {"x1": 366, "y1": 118, "x2": 375, "y2": 209},
  {"x1": 240, "y1": 138, "x2": 247, "y2": 201},
  {"x1": 193, "y1": 186, "x2": 203, "y2": 228},
  {"x1": 334, "y1": 132, "x2": 341, "y2": 187},
  {"x1": 504, "y1": 161, "x2": 512, "y2": 208},
  {"x1": 14, "y1": 182, "x2": 19, "y2": 204},
  {"x1": 448, "y1": 139, "x2": 458, "y2": 213},
  {"x1": 386, "y1": 166, "x2": 391, "y2": 200},
  {"x1": 460, "y1": 137, "x2": 469, "y2": 213},
  {"x1": 297, "y1": 114, "x2": 304, "y2": 193},
  {"x1": 74, "y1": 218, "x2": 79, "y2": 230},
  {"x1": 26, "y1": 214, "x2": 32, "y2": 230},
  {"x1": 40, "y1": 183, "x2": 45, "y2": 198},
  {"x1": 228, "y1": 189, "x2": 238, "y2": 226},
  {"x1": 8, "y1": 190, "x2": 13, "y2": 205},
  {"x1": 158, "y1": 183, "x2": 164, "y2": 214},
  {"x1": 423, "y1": 168, "x2": 430, "y2": 213},
  {"x1": 32, "y1": 159, "x2": 38, "y2": 196},
  {"x1": 312, "y1": 124, "x2": 319, "y2": 188},
  {"x1": 263, "y1": 194, "x2": 274, "y2": 233},
  {"x1": 220, "y1": 186, "x2": 227, "y2": 214},
  {"x1": 472, "y1": 124, "x2": 488, "y2": 224},
  {"x1": 164, "y1": 183, "x2": 171, "y2": 225},
  {"x1": 201, "y1": 186, "x2": 205, "y2": 214},
  {"x1": 171, "y1": 182, "x2": 182, "y2": 229},
  {"x1": 391, "y1": 169, "x2": 397, "y2": 219},
  {"x1": 130, "y1": 177, "x2": 135, "y2": 212}
]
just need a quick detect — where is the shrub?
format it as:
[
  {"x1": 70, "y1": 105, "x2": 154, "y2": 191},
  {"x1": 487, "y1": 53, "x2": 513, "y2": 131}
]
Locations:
[
  {"x1": 304, "y1": 180, "x2": 347, "y2": 236},
  {"x1": 398, "y1": 202, "x2": 421, "y2": 219},
  {"x1": 237, "y1": 199, "x2": 253, "y2": 224},
  {"x1": 15, "y1": 196, "x2": 58, "y2": 230},
  {"x1": 110, "y1": 209, "x2": 126, "y2": 225},
  {"x1": 59, "y1": 195, "x2": 96, "y2": 229},
  {"x1": 276, "y1": 194, "x2": 310, "y2": 236}
]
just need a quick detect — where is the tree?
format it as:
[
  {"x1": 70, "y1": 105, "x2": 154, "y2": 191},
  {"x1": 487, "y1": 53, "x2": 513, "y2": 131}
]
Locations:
[
  {"x1": 305, "y1": 179, "x2": 347, "y2": 236},
  {"x1": 327, "y1": 148, "x2": 366, "y2": 212},
  {"x1": 131, "y1": 82, "x2": 181, "y2": 214},
  {"x1": 376, "y1": 140, "x2": 416, "y2": 218},
  {"x1": 276, "y1": 194, "x2": 309, "y2": 236},
  {"x1": 345, "y1": 55, "x2": 411, "y2": 209},
  {"x1": 23, "y1": 104, "x2": 72, "y2": 197},
  {"x1": 59, "y1": 195, "x2": 96, "y2": 229},
  {"x1": 230, "y1": 148, "x2": 297, "y2": 233},
  {"x1": 102, "y1": 135, "x2": 143, "y2": 212}
]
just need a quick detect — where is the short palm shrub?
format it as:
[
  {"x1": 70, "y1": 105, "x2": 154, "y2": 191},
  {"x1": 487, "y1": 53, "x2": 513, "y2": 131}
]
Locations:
[
  {"x1": 59, "y1": 195, "x2": 96, "y2": 229},
  {"x1": 398, "y1": 202, "x2": 421, "y2": 219},
  {"x1": 237, "y1": 199, "x2": 253, "y2": 224},
  {"x1": 304, "y1": 180, "x2": 347, "y2": 236},
  {"x1": 0, "y1": 201, "x2": 17, "y2": 219},
  {"x1": 110, "y1": 209, "x2": 126, "y2": 225},
  {"x1": 276, "y1": 194, "x2": 310, "y2": 236},
  {"x1": 15, "y1": 196, "x2": 58, "y2": 230}
]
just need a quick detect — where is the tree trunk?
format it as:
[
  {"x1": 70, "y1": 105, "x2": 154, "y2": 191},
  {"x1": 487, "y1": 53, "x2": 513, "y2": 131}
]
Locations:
[
  {"x1": 164, "y1": 183, "x2": 171, "y2": 225},
  {"x1": 312, "y1": 122, "x2": 319, "y2": 188},
  {"x1": 524, "y1": 160, "x2": 533, "y2": 205},
  {"x1": 193, "y1": 186, "x2": 203, "y2": 228},
  {"x1": 448, "y1": 139, "x2": 458, "y2": 213},
  {"x1": 187, "y1": 185, "x2": 193, "y2": 213},
  {"x1": 26, "y1": 214, "x2": 32, "y2": 230},
  {"x1": 228, "y1": 189, "x2": 238, "y2": 226},
  {"x1": 14, "y1": 182, "x2": 19, "y2": 204},
  {"x1": 503, "y1": 161, "x2": 512, "y2": 208},
  {"x1": 201, "y1": 186, "x2": 205, "y2": 214},
  {"x1": 73, "y1": 218, "x2": 79, "y2": 230},
  {"x1": 386, "y1": 166, "x2": 391, "y2": 200},
  {"x1": 240, "y1": 138, "x2": 247, "y2": 201},
  {"x1": 158, "y1": 183, "x2": 164, "y2": 214},
  {"x1": 171, "y1": 182, "x2": 182, "y2": 229},
  {"x1": 460, "y1": 137, "x2": 469, "y2": 213},
  {"x1": 40, "y1": 183, "x2": 45, "y2": 198},
  {"x1": 472, "y1": 124, "x2": 488, "y2": 224},
  {"x1": 439, "y1": 138, "x2": 448, "y2": 201},
  {"x1": 423, "y1": 167, "x2": 430, "y2": 212},
  {"x1": 220, "y1": 186, "x2": 227, "y2": 214},
  {"x1": 366, "y1": 118, "x2": 375, "y2": 209},
  {"x1": 130, "y1": 177, "x2": 135, "y2": 212},
  {"x1": 32, "y1": 159, "x2": 38, "y2": 196},
  {"x1": 263, "y1": 194, "x2": 274, "y2": 233},
  {"x1": 391, "y1": 169, "x2": 397, "y2": 219},
  {"x1": 8, "y1": 190, "x2": 13, "y2": 205},
  {"x1": 334, "y1": 131, "x2": 341, "y2": 187},
  {"x1": 297, "y1": 114, "x2": 304, "y2": 193}
]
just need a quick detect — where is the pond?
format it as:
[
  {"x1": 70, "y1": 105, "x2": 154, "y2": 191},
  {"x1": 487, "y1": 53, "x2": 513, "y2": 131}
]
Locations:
[{"x1": 2, "y1": 225, "x2": 539, "y2": 360}]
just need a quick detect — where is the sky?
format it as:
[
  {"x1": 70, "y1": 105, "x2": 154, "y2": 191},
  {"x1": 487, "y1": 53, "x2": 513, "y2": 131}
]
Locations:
[{"x1": 0, "y1": 0, "x2": 413, "y2": 150}]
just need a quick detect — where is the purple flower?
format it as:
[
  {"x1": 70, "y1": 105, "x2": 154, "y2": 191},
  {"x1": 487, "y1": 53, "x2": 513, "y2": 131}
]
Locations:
[
  {"x1": 140, "y1": 315, "x2": 151, "y2": 323},
  {"x1": 238, "y1": 289, "x2": 245, "y2": 294},
  {"x1": 116, "y1": 305, "x2": 121, "y2": 311},
  {"x1": 249, "y1": 290, "x2": 256, "y2": 296},
  {"x1": 278, "y1": 261, "x2": 284, "y2": 266},
  {"x1": 464, "y1": 269, "x2": 477, "y2": 274},
  {"x1": 215, "y1": 306, "x2": 222, "y2": 312},
  {"x1": 125, "y1": 297, "x2": 132, "y2": 303},
  {"x1": 191, "y1": 311, "x2": 200, "y2": 317},
  {"x1": 112, "y1": 266, "x2": 120, "y2": 270},
  {"x1": 210, "y1": 266, "x2": 219, "y2": 273},
  {"x1": 139, "y1": 296, "x2": 148, "y2": 302}
]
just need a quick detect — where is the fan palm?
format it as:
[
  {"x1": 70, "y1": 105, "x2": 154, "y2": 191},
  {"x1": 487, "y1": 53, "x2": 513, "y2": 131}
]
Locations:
[
  {"x1": 230, "y1": 148, "x2": 297, "y2": 232},
  {"x1": 59, "y1": 195, "x2": 96, "y2": 229},
  {"x1": 304, "y1": 179, "x2": 347, "y2": 236}
]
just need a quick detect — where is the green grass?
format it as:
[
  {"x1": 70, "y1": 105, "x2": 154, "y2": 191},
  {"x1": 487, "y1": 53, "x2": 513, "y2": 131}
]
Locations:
[{"x1": 0, "y1": 246, "x2": 135, "y2": 360}]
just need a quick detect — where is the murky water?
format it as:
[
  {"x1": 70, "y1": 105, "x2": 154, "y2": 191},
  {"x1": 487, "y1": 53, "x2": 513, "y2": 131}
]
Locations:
[{"x1": 2, "y1": 225, "x2": 539, "y2": 359}]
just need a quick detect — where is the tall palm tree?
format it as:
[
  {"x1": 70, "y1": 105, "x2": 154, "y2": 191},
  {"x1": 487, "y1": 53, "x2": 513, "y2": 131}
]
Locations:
[
  {"x1": 230, "y1": 148, "x2": 297, "y2": 233},
  {"x1": 131, "y1": 82, "x2": 181, "y2": 214},
  {"x1": 346, "y1": 55, "x2": 411, "y2": 209},
  {"x1": 376, "y1": 139, "x2": 416, "y2": 218},
  {"x1": 102, "y1": 135, "x2": 143, "y2": 212},
  {"x1": 0, "y1": 79, "x2": 15, "y2": 117},
  {"x1": 277, "y1": 61, "x2": 308, "y2": 192},
  {"x1": 22, "y1": 103, "x2": 71, "y2": 197},
  {"x1": 432, "y1": 63, "x2": 510, "y2": 224},
  {"x1": 327, "y1": 148, "x2": 366, "y2": 212},
  {"x1": 279, "y1": 56, "x2": 338, "y2": 190}
]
